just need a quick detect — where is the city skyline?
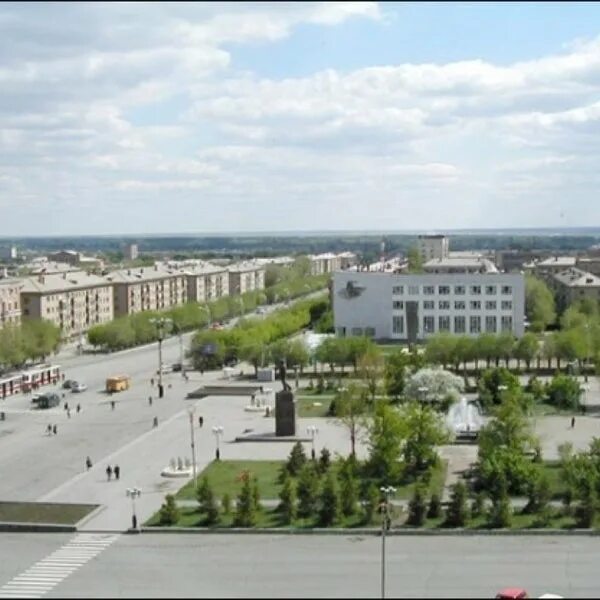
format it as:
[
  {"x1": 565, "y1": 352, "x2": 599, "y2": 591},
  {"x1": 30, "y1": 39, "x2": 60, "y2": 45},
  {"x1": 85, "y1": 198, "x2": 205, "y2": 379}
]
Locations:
[{"x1": 2, "y1": 2, "x2": 600, "y2": 235}]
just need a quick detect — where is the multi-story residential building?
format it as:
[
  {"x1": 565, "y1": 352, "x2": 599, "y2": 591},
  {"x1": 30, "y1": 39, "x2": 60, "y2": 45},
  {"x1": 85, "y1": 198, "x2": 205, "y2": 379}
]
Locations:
[
  {"x1": 254, "y1": 256, "x2": 296, "y2": 268},
  {"x1": 418, "y1": 234, "x2": 449, "y2": 263},
  {"x1": 0, "y1": 246, "x2": 18, "y2": 261},
  {"x1": 423, "y1": 256, "x2": 498, "y2": 274},
  {"x1": 549, "y1": 267, "x2": 600, "y2": 312},
  {"x1": 47, "y1": 250, "x2": 104, "y2": 270},
  {"x1": 124, "y1": 243, "x2": 139, "y2": 261},
  {"x1": 337, "y1": 252, "x2": 358, "y2": 270},
  {"x1": 227, "y1": 262, "x2": 265, "y2": 296},
  {"x1": 105, "y1": 265, "x2": 188, "y2": 317},
  {"x1": 532, "y1": 256, "x2": 577, "y2": 277},
  {"x1": 0, "y1": 279, "x2": 23, "y2": 327},
  {"x1": 575, "y1": 257, "x2": 600, "y2": 277},
  {"x1": 20, "y1": 271, "x2": 113, "y2": 339},
  {"x1": 333, "y1": 271, "x2": 525, "y2": 343},
  {"x1": 185, "y1": 263, "x2": 230, "y2": 303},
  {"x1": 310, "y1": 253, "x2": 341, "y2": 275}
]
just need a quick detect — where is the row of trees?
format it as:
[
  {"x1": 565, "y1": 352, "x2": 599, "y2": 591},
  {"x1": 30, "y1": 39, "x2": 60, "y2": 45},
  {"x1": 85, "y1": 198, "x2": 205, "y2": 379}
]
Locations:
[
  {"x1": 0, "y1": 319, "x2": 62, "y2": 372},
  {"x1": 87, "y1": 273, "x2": 328, "y2": 352}
]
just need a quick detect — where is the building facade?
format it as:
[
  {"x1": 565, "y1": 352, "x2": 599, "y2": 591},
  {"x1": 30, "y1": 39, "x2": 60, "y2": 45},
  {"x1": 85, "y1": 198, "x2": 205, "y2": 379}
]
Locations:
[
  {"x1": 423, "y1": 256, "x2": 498, "y2": 274},
  {"x1": 227, "y1": 262, "x2": 266, "y2": 295},
  {"x1": 21, "y1": 271, "x2": 113, "y2": 339},
  {"x1": 549, "y1": 267, "x2": 600, "y2": 312},
  {"x1": 124, "y1": 243, "x2": 139, "y2": 261},
  {"x1": 106, "y1": 265, "x2": 188, "y2": 317},
  {"x1": 418, "y1": 235, "x2": 449, "y2": 263},
  {"x1": 333, "y1": 271, "x2": 525, "y2": 342},
  {"x1": 0, "y1": 279, "x2": 23, "y2": 327},
  {"x1": 185, "y1": 264, "x2": 230, "y2": 303}
]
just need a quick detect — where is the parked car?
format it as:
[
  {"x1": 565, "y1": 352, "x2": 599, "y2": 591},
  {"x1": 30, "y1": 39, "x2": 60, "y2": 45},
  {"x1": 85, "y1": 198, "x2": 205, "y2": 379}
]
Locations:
[
  {"x1": 71, "y1": 381, "x2": 87, "y2": 393},
  {"x1": 63, "y1": 379, "x2": 76, "y2": 390},
  {"x1": 36, "y1": 393, "x2": 60, "y2": 409},
  {"x1": 156, "y1": 365, "x2": 173, "y2": 375},
  {"x1": 496, "y1": 589, "x2": 528, "y2": 600},
  {"x1": 171, "y1": 363, "x2": 182, "y2": 372}
]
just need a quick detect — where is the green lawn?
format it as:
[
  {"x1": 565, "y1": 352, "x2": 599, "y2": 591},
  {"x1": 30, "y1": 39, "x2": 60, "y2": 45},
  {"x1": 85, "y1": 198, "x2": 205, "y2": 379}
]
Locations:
[
  {"x1": 296, "y1": 396, "x2": 331, "y2": 417},
  {"x1": 535, "y1": 461, "x2": 568, "y2": 500},
  {"x1": 175, "y1": 460, "x2": 285, "y2": 501},
  {"x1": 0, "y1": 502, "x2": 97, "y2": 525}
]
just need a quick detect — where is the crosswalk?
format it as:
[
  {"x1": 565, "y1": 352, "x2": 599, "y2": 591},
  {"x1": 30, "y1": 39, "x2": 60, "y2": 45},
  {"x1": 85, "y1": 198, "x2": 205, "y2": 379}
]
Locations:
[{"x1": 0, "y1": 533, "x2": 120, "y2": 598}]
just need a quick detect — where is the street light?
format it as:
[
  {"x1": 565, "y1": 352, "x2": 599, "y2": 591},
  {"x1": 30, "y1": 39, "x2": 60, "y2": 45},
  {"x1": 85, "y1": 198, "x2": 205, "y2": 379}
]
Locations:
[
  {"x1": 212, "y1": 425, "x2": 224, "y2": 460},
  {"x1": 307, "y1": 425, "x2": 319, "y2": 460},
  {"x1": 188, "y1": 406, "x2": 197, "y2": 488},
  {"x1": 199, "y1": 304, "x2": 212, "y2": 327},
  {"x1": 380, "y1": 485, "x2": 396, "y2": 599},
  {"x1": 417, "y1": 386, "x2": 429, "y2": 403},
  {"x1": 149, "y1": 317, "x2": 172, "y2": 398},
  {"x1": 126, "y1": 487, "x2": 142, "y2": 531}
]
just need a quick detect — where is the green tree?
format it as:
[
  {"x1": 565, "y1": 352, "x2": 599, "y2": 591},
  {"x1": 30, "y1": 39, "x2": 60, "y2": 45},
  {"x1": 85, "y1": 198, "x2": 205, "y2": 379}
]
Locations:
[
  {"x1": 523, "y1": 470, "x2": 551, "y2": 515},
  {"x1": 318, "y1": 447, "x2": 332, "y2": 474},
  {"x1": 444, "y1": 481, "x2": 469, "y2": 527},
  {"x1": 546, "y1": 374, "x2": 582, "y2": 410},
  {"x1": 234, "y1": 472, "x2": 258, "y2": 527},
  {"x1": 525, "y1": 274, "x2": 556, "y2": 331},
  {"x1": 407, "y1": 483, "x2": 428, "y2": 526},
  {"x1": 365, "y1": 401, "x2": 405, "y2": 483},
  {"x1": 286, "y1": 442, "x2": 308, "y2": 477},
  {"x1": 574, "y1": 477, "x2": 597, "y2": 528},
  {"x1": 158, "y1": 494, "x2": 180, "y2": 526},
  {"x1": 221, "y1": 493, "x2": 232, "y2": 516},
  {"x1": 197, "y1": 478, "x2": 219, "y2": 525},
  {"x1": 318, "y1": 473, "x2": 340, "y2": 526},
  {"x1": 383, "y1": 348, "x2": 409, "y2": 400},
  {"x1": 296, "y1": 463, "x2": 319, "y2": 519},
  {"x1": 514, "y1": 333, "x2": 539, "y2": 371},
  {"x1": 427, "y1": 493, "x2": 442, "y2": 519},
  {"x1": 424, "y1": 333, "x2": 456, "y2": 369},
  {"x1": 335, "y1": 382, "x2": 369, "y2": 457},
  {"x1": 362, "y1": 483, "x2": 381, "y2": 525},
  {"x1": 278, "y1": 474, "x2": 297, "y2": 524},
  {"x1": 21, "y1": 319, "x2": 61, "y2": 361},
  {"x1": 338, "y1": 459, "x2": 359, "y2": 517},
  {"x1": 477, "y1": 367, "x2": 521, "y2": 408},
  {"x1": 407, "y1": 246, "x2": 423, "y2": 273},
  {"x1": 358, "y1": 345, "x2": 384, "y2": 402}
]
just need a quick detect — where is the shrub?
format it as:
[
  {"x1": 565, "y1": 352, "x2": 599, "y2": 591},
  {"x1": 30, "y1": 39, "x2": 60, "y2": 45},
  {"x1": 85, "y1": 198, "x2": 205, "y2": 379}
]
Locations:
[
  {"x1": 318, "y1": 447, "x2": 332, "y2": 474},
  {"x1": 316, "y1": 377, "x2": 325, "y2": 394},
  {"x1": 487, "y1": 496, "x2": 512, "y2": 529},
  {"x1": 297, "y1": 463, "x2": 319, "y2": 519},
  {"x1": 234, "y1": 472, "x2": 258, "y2": 527},
  {"x1": 407, "y1": 484, "x2": 428, "y2": 526},
  {"x1": 470, "y1": 491, "x2": 486, "y2": 519},
  {"x1": 221, "y1": 493, "x2": 231, "y2": 515},
  {"x1": 339, "y1": 471, "x2": 359, "y2": 517},
  {"x1": 197, "y1": 479, "x2": 219, "y2": 525},
  {"x1": 286, "y1": 442, "x2": 307, "y2": 477},
  {"x1": 159, "y1": 494, "x2": 180, "y2": 526},
  {"x1": 318, "y1": 473, "x2": 340, "y2": 526},
  {"x1": 444, "y1": 482, "x2": 469, "y2": 527},
  {"x1": 427, "y1": 493, "x2": 442, "y2": 519},
  {"x1": 362, "y1": 483, "x2": 380, "y2": 525},
  {"x1": 278, "y1": 475, "x2": 297, "y2": 524}
]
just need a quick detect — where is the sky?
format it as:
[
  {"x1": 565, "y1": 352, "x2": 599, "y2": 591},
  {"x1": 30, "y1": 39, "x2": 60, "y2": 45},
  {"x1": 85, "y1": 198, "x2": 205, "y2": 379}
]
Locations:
[{"x1": 2, "y1": 1, "x2": 600, "y2": 236}]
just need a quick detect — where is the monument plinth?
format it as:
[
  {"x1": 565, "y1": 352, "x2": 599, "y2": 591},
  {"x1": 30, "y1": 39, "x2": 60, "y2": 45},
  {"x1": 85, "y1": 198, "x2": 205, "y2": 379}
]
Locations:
[{"x1": 275, "y1": 360, "x2": 297, "y2": 437}]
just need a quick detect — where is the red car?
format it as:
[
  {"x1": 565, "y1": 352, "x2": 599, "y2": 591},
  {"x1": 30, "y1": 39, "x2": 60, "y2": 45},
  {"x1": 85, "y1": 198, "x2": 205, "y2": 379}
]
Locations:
[{"x1": 496, "y1": 589, "x2": 528, "y2": 600}]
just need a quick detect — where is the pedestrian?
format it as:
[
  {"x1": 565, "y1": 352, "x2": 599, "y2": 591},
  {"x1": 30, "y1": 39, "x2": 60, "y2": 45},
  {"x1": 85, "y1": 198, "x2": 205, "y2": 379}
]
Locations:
[
  {"x1": 184, "y1": 373, "x2": 189, "y2": 382},
  {"x1": 571, "y1": 416, "x2": 576, "y2": 429},
  {"x1": 46, "y1": 424, "x2": 52, "y2": 436},
  {"x1": 61, "y1": 373, "x2": 65, "y2": 382},
  {"x1": 62, "y1": 392, "x2": 66, "y2": 399},
  {"x1": 114, "y1": 465, "x2": 120, "y2": 480},
  {"x1": 52, "y1": 424, "x2": 57, "y2": 435},
  {"x1": 106, "y1": 465, "x2": 112, "y2": 481},
  {"x1": 76, "y1": 403, "x2": 81, "y2": 414},
  {"x1": 150, "y1": 378, "x2": 154, "y2": 386},
  {"x1": 199, "y1": 416, "x2": 204, "y2": 428},
  {"x1": 153, "y1": 416, "x2": 158, "y2": 428},
  {"x1": 64, "y1": 401, "x2": 69, "y2": 411},
  {"x1": 111, "y1": 400, "x2": 115, "y2": 411},
  {"x1": 86, "y1": 456, "x2": 92, "y2": 470},
  {"x1": 200, "y1": 367, "x2": 204, "y2": 376},
  {"x1": 67, "y1": 408, "x2": 71, "y2": 419},
  {"x1": 148, "y1": 396, "x2": 153, "y2": 406}
]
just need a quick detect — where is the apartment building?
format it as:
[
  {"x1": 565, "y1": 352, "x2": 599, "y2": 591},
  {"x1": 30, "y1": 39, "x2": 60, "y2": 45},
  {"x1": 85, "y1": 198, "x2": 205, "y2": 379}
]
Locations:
[
  {"x1": 575, "y1": 257, "x2": 600, "y2": 277},
  {"x1": 106, "y1": 265, "x2": 188, "y2": 317},
  {"x1": 47, "y1": 250, "x2": 104, "y2": 270},
  {"x1": 227, "y1": 262, "x2": 265, "y2": 296},
  {"x1": 549, "y1": 267, "x2": 600, "y2": 312},
  {"x1": 333, "y1": 271, "x2": 525, "y2": 343},
  {"x1": 185, "y1": 262, "x2": 230, "y2": 303},
  {"x1": 21, "y1": 271, "x2": 113, "y2": 339},
  {"x1": 0, "y1": 279, "x2": 23, "y2": 327},
  {"x1": 418, "y1": 235, "x2": 449, "y2": 262}
]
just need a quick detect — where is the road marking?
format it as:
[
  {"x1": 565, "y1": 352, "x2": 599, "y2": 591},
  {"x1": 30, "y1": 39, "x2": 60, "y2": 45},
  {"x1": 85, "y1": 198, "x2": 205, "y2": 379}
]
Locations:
[{"x1": 0, "y1": 533, "x2": 119, "y2": 598}]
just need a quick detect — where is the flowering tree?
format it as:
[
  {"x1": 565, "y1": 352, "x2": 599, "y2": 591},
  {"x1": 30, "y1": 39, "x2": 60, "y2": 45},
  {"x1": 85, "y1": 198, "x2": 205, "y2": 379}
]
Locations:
[{"x1": 405, "y1": 367, "x2": 464, "y2": 404}]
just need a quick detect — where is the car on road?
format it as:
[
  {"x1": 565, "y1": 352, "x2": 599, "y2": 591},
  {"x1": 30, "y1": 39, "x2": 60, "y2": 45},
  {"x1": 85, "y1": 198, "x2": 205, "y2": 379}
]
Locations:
[
  {"x1": 496, "y1": 588, "x2": 528, "y2": 599},
  {"x1": 71, "y1": 381, "x2": 87, "y2": 393},
  {"x1": 63, "y1": 379, "x2": 76, "y2": 389},
  {"x1": 157, "y1": 365, "x2": 173, "y2": 375},
  {"x1": 171, "y1": 362, "x2": 182, "y2": 372}
]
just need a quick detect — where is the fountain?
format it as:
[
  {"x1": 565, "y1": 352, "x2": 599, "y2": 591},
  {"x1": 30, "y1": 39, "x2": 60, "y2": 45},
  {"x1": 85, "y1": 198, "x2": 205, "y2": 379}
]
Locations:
[{"x1": 446, "y1": 397, "x2": 483, "y2": 439}]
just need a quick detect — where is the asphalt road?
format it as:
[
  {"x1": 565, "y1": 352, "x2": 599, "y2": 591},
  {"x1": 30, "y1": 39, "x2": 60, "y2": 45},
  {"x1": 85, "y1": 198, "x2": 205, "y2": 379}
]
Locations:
[{"x1": 0, "y1": 533, "x2": 595, "y2": 598}]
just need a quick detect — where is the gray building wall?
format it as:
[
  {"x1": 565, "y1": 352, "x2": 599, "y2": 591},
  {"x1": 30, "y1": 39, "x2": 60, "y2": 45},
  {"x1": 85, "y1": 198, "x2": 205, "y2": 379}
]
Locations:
[{"x1": 333, "y1": 271, "x2": 525, "y2": 341}]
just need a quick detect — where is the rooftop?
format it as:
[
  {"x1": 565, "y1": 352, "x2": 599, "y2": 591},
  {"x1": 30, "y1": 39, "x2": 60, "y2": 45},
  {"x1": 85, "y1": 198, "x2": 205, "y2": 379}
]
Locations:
[
  {"x1": 423, "y1": 257, "x2": 498, "y2": 272},
  {"x1": 536, "y1": 256, "x2": 577, "y2": 267},
  {"x1": 22, "y1": 271, "x2": 110, "y2": 293},
  {"x1": 553, "y1": 267, "x2": 600, "y2": 288}
]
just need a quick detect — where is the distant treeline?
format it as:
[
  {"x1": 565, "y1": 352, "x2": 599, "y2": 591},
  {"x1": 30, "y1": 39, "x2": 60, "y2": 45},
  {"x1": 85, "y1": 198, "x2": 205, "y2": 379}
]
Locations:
[{"x1": 4, "y1": 233, "x2": 600, "y2": 260}]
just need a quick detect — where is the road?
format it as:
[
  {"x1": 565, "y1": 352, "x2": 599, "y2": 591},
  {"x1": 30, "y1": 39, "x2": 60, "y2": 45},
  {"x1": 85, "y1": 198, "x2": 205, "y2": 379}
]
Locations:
[{"x1": 0, "y1": 533, "x2": 595, "y2": 598}]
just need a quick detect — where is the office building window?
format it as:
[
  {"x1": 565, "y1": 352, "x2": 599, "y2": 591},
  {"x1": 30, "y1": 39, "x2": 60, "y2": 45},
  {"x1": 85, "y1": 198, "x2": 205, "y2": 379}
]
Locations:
[
  {"x1": 485, "y1": 315, "x2": 497, "y2": 333},
  {"x1": 501, "y1": 285, "x2": 513, "y2": 295},
  {"x1": 423, "y1": 300, "x2": 434, "y2": 310},
  {"x1": 392, "y1": 316, "x2": 404, "y2": 334},
  {"x1": 470, "y1": 285, "x2": 481, "y2": 295},
  {"x1": 501, "y1": 315, "x2": 513, "y2": 332},
  {"x1": 485, "y1": 301, "x2": 497, "y2": 310},
  {"x1": 351, "y1": 327, "x2": 363, "y2": 336},
  {"x1": 454, "y1": 300, "x2": 466, "y2": 310},
  {"x1": 392, "y1": 286, "x2": 404, "y2": 295},
  {"x1": 469, "y1": 316, "x2": 481, "y2": 334},
  {"x1": 454, "y1": 285, "x2": 465, "y2": 295},
  {"x1": 454, "y1": 316, "x2": 466, "y2": 333},
  {"x1": 439, "y1": 316, "x2": 450, "y2": 332},
  {"x1": 423, "y1": 285, "x2": 435, "y2": 295},
  {"x1": 485, "y1": 285, "x2": 497, "y2": 295},
  {"x1": 501, "y1": 300, "x2": 513, "y2": 310},
  {"x1": 408, "y1": 285, "x2": 419, "y2": 295},
  {"x1": 365, "y1": 327, "x2": 376, "y2": 338},
  {"x1": 423, "y1": 316, "x2": 435, "y2": 333},
  {"x1": 392, "y1": 300, "x2": 404, "y2": 310},
  {"x1": 439, "y1": 300, "x2": 450, "y2": 310},
  {"x1": 438, "y1": 285, "x2": 450, "y2": 295},
  {"x1": 470, "y1": 300, "x2": 481, "y2": 310}
]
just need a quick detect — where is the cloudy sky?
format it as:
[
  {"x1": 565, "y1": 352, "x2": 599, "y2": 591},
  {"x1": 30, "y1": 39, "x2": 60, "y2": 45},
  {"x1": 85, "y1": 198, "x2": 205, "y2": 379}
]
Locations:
[{"x1": 2, "y1": 1, "x2": 600, "y2": 236}]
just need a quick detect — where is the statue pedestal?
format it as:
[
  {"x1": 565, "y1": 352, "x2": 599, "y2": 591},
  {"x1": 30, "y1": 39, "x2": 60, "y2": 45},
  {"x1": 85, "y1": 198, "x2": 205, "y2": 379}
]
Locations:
[{"x1": 275, "y1": 390, "x2": 296, "y2": 437}]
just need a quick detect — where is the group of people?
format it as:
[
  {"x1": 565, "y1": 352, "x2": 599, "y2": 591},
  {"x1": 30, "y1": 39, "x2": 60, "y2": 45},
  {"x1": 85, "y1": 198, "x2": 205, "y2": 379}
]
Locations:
[
  {"x1": 46, "y1": 424, "x2": 58, "y2": 435},
  {"x1": 105, "y1": 464, "x2": 121, "y2": 480}
]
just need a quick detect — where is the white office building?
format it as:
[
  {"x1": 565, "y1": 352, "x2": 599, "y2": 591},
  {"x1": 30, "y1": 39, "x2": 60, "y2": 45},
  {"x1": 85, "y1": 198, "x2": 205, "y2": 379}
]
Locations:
[
  {"x1": 418, "y1": 235, "x2": 449, "y2": 262},
  {"x1": 333, "y1": 271, "x2": 525, "y2": 342}
]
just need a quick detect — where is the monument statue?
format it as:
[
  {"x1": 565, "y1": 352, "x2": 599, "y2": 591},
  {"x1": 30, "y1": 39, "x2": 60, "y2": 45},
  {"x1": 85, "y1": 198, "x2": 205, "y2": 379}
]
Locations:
[{"x1": 278, "y1": 360, "x2": 292, "y2": 392}]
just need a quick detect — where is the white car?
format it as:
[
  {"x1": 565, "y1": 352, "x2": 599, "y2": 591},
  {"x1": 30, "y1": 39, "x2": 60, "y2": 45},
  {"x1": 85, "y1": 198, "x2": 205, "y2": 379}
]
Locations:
[{"x1": 71, "y1": 381, "x2": 87, "y2": 393}]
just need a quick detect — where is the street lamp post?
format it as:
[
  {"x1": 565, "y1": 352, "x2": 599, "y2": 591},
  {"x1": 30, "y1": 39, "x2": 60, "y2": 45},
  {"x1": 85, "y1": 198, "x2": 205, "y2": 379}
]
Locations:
[
  {"x1": 307, "y1": 425, "x2": 319, "y2": 460},
  {"x1": 149, "y1": 317, "x2": 172, "y2": 398},
  {"x1": 417, "y1": 386, "x2": 429, "y2": 403},
  {"x1": 126, "y1": 487, "x2": 141, "y2": 531},
  {"x1": 380, "y1": 486, "x2": 396, "y2": 599},
  {"x1": 188, "y1": 406, "x2": 197, "y2": 488},
  {"x1": 212, "y1": 425, "x2": 224, "y2": 460},
  {"x1": 200, "y1": 304, "x2": 212, "y2": 327}
]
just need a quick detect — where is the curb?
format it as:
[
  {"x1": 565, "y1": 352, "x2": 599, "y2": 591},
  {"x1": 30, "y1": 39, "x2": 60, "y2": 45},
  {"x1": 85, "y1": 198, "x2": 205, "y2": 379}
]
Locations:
[
  {"x1": 74, "y1": 504, "x2": 107, "y2": 529},
  {"x1": 0, "y1": 522, "x2": 77, "y2": 533}
]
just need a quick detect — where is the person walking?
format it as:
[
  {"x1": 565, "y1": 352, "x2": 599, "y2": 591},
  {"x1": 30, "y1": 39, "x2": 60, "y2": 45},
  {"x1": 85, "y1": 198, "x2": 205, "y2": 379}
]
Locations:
[
  {"x1": 47, "y1": 424, "x2": 52, "y2": 436},
  {"x1": 114, "y1": 465, "x2": 120, "y2": 480},
  {"x1": 148, "y1": 396, "x2": 153, "y2": 406},
  {"x1": 86, "y1": 456, "x2": 92, "y2": 470},
  {"x1": 198, "y1": 416, "x2": 204, "y2": 428},
  {"x1": 111, "y1": 400, "x2": 115, "y2": 411},
  {"x1": 106, "y1": 465, "x2": 113, "y2": 481},
  {"x1": 52, "y1": 424, "x2": 57, "y2": 435},
  {"x1": 571, "y1": 416, "x2": 576, "y2": 429},
  {"x1": 76, "y1": 403, "x2": 81, "y2": 414},
  {"x1": 153, "y1": 416, "x2": 158, "y2": 428},
  {"x1": 67, "y1": 408, "x2": 71, "y2": 419},
  {"x1": 64, "y1": 401, "x2": 69, "y2": 411},
  {"x1": 150, "y1": 378, "x2": 154, "y2": 387}
]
